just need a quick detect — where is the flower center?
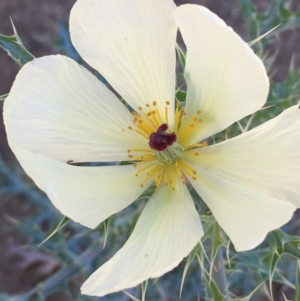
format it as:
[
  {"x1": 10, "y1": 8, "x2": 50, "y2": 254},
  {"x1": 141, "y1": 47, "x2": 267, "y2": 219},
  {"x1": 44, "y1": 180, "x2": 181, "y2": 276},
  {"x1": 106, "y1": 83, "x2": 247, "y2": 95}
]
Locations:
[
  {"x1": 126, "y1": 101, "x2": 206, "y2": 191},
  {"x1": 154, "y1": 141, "x2": 183, "y2": 165},
  {"x1": 149, "y1": 123, "x2": 176, "y2": 151},
  {"x1": 149, "y1": 122, "x2": 183, "y2": 164}
]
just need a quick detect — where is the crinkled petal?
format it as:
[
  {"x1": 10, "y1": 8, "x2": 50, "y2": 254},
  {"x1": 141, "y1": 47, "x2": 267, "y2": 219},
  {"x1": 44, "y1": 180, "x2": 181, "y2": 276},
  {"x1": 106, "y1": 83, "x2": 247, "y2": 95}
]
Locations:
[
  {"x1": 13, "y1": 147, "x2": 148, "y2": 228},
  {"x1": 174, "y1": 5, "x2": 269, "y2": 144},
  {"x1": 4, "y1": 55, "x2": 147, "y2": 163},
  {"x1": 81, "y1": 177, "x2": 203, "y2": 296},
  {"x1": 187, "y1": 168, "x2": 295, "y2": 252},
  {"x1": 188, "y1": 105, "x2": 300, "y2": 207},
  {"x1": 70, "y1": 0, "x2": 176, "y2": 123}
]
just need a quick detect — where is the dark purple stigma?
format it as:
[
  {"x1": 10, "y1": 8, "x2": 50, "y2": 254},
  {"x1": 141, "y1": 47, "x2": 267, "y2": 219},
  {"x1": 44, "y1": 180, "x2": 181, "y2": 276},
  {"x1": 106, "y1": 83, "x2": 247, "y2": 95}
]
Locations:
[{"x1": 149, "y1": 123, "x2": 177, "y2": 151}]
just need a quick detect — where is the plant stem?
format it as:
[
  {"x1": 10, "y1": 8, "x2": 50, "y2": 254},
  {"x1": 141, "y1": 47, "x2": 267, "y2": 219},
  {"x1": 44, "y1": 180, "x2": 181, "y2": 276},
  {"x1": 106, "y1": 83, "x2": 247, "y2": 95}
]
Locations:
[{"x1": 212, "y1": 247, "x2": 228, "y2": 298}]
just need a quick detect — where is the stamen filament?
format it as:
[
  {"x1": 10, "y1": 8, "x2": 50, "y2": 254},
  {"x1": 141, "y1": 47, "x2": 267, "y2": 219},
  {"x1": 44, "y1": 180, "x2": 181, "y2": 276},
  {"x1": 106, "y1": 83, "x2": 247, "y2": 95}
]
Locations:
[
  {"x1": 174, "y1": 104, "x2": 181, "y2": 131},
  {"x1": 165, "y1": 101, "x2": 170, "y2": 125},
  {"x1": 170, "y1": 165, "x2": 176, "y2": 191},
  {"x1": 134, "y1": 129, "x2": 149, "y2": 139},
  {"x1": 127, "y1": 102, "x2": 205, "y2": 192},
  {"x1": 178, "y1": 160, "x2": 197, "y2": 180},
  {"x1": 180, "y1": 124, "x2": 199, "y2": 145},
  {"x1": 136, "y1": 123, "x2": 152, "y2": 135},
  {"x1": 131, "y1": 148, "x2": 154, "y2": 153},
  {"x1": 155, "y1": 167, "x2": 165, "y2": 187},
  {"x1": 143, "y1": 164, "x2": 163, "y2": 184},
  {"x1": 155, "y1": 108, "x2": 163, "y2": 124},
  {"x1": 151, "y1": 112, "x2": 161, "y2": 129},
  {"x1": 175, "y1": 161, "x2": 186, "y2": 184},
  {"x1": 184, "y1": 142, "x2": 206, "y2": 150},
  {"x1": 163, "y1": 165, "x2": 170, "y2": 186},
  {"x1": 135, "y1": 162, "x2": 157, "y2": 175}
]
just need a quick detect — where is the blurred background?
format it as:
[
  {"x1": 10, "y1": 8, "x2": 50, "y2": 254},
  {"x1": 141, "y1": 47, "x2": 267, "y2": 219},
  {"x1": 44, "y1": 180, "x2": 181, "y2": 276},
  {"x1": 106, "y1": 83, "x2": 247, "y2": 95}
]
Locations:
[{"x1": 0, "y1": 0, "x2": 300, "y2": 300}]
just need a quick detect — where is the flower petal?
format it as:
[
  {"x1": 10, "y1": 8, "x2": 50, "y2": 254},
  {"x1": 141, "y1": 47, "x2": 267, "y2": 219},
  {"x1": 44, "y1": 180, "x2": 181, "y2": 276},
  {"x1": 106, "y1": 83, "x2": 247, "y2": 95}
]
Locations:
[
  {"x1": 188, "y1": 105, "x2": 300, "y2": 207},
  {"x1": 184, "y1": 105, "x2": 300, "y2": 251},
  {"x1": 70, "y1": 0, "x2": 176, "y2": 123},
  {"x1": 13, "y1": 147, "x2": 148, "y2": 228},
  {"x1": 188, "y1": 168, "x2": 295, "y2": 252},
  {"x1": 174, "y1": 5, "x2": 269, "y2": 143},
  {"x1": 81, "y1": 178, "x2": 203, "y2": 296},
  {"x1": 4, "y1": 55, "x2": 147, "y2": 163}
]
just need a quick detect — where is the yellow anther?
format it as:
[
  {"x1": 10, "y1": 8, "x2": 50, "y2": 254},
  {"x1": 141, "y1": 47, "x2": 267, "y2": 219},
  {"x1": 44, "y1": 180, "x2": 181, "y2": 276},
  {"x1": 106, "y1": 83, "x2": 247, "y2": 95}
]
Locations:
[
  {"x1": 127, "y1": 102, "x2": 206, "y2": 192},
  {"x1": 179, "y1": 160, "x2": 197, "y2": 179},
  {"x1": 135, "y1": 163, "x2": 157, "y2": 179},
  {"x1": 142, "y1": 165, "x2": 163, "y2": 185}
]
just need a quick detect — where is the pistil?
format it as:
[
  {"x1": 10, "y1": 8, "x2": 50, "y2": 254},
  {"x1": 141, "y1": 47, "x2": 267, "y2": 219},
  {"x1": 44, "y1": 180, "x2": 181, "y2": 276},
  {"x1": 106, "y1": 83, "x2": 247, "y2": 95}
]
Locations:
[{"x1": 126, "y1": 101, "x2": 206, "y2": 191}]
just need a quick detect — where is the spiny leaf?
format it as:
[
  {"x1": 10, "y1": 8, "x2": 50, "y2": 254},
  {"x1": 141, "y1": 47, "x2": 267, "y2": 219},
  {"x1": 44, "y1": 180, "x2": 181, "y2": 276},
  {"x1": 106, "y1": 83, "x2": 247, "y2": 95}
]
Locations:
[
  {"x1": 123, "y1": 291, "x2": 140, "y2": 301},
  {"x1": 195, "y1": 251, "x2": 225, "y2": 301},
  {"x1": 295, "y1": 261, "x2": 300, "y2": 301},
  {"x1": 268, "y1": 229, "x2": 300, "y2": 260},
  {"x1": 180, "y1": 243, "x2": 201, "y2": 297},
  {"x1": 201, "y1": 214, "x2": 228, "y2": 263},
  {"x1": 103, "y1": 217, "x2": 111, "y2": 248},
  {"x1": 203, "y1": 269, "x2": 225, "y2": 301},
  {"x1": 0, "y1": 20, "x2": 34, "y2": 66},
  {"x1": 0, "y1": 93, "x2": 8, "y2": 101},
  {"x1": 141, "y1": 280, "x2": 148, "y2": 301},
  {"x1": 248, "y1": 24, "x2": 281, "y2": 47},
  {"x1": 176, "y1": 87, "x2": 186, "y2": 103},
  {"x1": 176, "y1": 44, "x2": 186, "y2": 72},
  {"x1": 283, "y1": 293, "x2": 291, "y2": 301},
  {"x1": 266, "y1": 229, "x2": 300, "y2": 299},
  {"x1": 228, "y1": 281, "x2": 264, "y2": 301},
  {"x1": 39, "y1": 216, "x2": 70, "y2": 246}
]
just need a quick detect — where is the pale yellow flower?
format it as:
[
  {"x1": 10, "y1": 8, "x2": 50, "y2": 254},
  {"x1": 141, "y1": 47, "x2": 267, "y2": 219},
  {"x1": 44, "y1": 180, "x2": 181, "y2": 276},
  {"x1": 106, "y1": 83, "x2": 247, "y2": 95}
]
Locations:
[{"x1": 4, "y1": 0, "x2": 299, "y2": 297}]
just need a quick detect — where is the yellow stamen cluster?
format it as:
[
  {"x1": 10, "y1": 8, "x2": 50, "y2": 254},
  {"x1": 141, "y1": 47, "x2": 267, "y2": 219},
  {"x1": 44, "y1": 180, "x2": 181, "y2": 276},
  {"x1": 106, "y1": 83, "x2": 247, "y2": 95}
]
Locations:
[
  {"x1": 127, "y1": 101, "x2": 207, "y2": 191},
  {"x1": 128, "y1": 101, "x2": 164, "y2": 138},
  {"x1": 173, "y1": 101, "x2": 203, "y2": 147}
]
